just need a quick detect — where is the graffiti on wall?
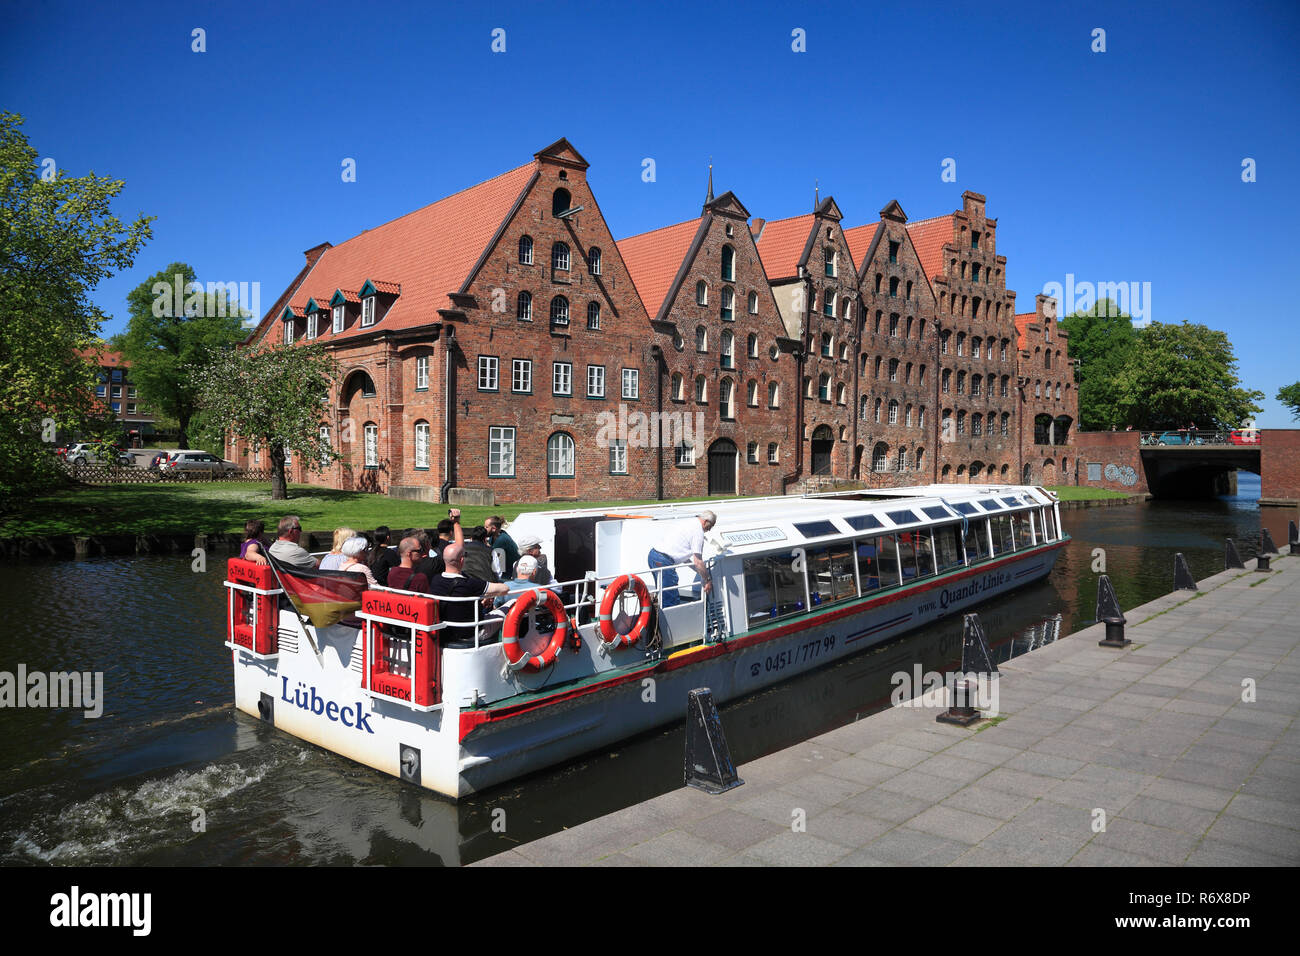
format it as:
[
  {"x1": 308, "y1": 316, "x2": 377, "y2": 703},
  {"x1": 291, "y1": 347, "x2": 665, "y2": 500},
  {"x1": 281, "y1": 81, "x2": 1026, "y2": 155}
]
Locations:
[{"x1": 1104, "y1": 463, "x2": 1139, "y2": 486}]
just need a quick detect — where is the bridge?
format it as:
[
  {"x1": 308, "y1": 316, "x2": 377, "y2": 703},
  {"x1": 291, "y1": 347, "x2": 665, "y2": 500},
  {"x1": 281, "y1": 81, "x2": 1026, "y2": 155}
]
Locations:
[{"x1": 1072, "y1": 428, "x2": 1299, "y2": 506}]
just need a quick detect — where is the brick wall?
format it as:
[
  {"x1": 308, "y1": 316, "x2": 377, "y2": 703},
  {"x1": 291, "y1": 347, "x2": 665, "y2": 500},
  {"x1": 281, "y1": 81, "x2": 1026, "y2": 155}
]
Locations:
[
  {"x1": 1073, "y1": 431, "x2": 1148, "y2": 494},
  {"x1": 1260, "y1": 429, "x2": 1300, "y2": 504}
]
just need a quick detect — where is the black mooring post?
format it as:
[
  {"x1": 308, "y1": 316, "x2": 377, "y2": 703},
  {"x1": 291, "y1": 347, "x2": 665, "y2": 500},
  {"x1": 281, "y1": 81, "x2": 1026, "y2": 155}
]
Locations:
[
  {"x1": 684, "y1": 688, "x2": 743, "y2": 794},
  {"x1": 938, "y1": 613, "x2": 998, "y2": 726},
  {"x1": 1257, "y1": 553, "x2": 1272, "y2": 572},
  {"x1": 1260, "y1": 528, "x2": 1278, "y2": 555},
  {"x1": 1096, "y1": 574, "x2": 1130, "y2": 648},
  {"x1": 1225, "y1": 538, "x2": 1246, "y2": 570},
  {"x1": 1173, "y1": 553, "x2": 1197, "y2": 591},
  {"x1": 1289, "y1": 521, "x2": 1299, "y2": 555}
]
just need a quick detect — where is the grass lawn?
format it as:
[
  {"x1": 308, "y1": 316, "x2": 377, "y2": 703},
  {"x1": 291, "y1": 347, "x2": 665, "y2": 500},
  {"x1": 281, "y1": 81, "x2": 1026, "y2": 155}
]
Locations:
[
  {"x1": 0, "y1": 480, "x2": 1132, "y2": 538},
  {"x1": 1046, "y1": 485, "x2": 1133, "y2": 501}
]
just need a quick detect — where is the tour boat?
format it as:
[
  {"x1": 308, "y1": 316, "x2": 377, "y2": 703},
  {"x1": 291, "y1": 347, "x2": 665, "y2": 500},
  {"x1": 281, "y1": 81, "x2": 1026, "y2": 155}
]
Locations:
[{"x1": 223, "y1": 484, "x2": 1068, "y2": 800}]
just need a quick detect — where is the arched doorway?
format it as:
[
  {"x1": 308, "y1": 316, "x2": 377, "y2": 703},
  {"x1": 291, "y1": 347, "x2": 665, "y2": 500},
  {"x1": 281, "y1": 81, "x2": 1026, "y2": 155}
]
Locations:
[
  {"x1": 708, "y1": 438, "x2": 738, "y2": 495},
  {"x1": 1043, "y1": 459, "x2": 1056, "y2": 484},
  {"x1": 1022, "y1": 463, "x2": 1033, "y2": 484},
  {"x1": 810, "y1": 425, "x2": 834, "y2": 476}
]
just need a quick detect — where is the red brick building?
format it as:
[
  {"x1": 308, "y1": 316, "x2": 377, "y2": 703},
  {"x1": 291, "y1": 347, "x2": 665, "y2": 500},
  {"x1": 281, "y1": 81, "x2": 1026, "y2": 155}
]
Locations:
[
  {"x1": 241, "y1": 141, "x2": 1078, "y2": 503},
  {"x1": 77, "y1": 346, "x2": 156, "y2": 442},
  {"x1": 1015, "y1": 295, "x2": 1077, "y2": 485}
]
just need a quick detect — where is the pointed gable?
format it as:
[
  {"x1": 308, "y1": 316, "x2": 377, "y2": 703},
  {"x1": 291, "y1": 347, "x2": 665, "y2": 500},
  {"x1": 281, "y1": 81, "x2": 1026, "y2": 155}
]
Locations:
[
  {"x1": 282, "y1": 161, "x2": 536, "y2": 341},
  {"x1": 534, "y1": 137, "x2": 589, "y2": 170},
  {"x1": 904, "y1": 214, "x2": 955, "y2": 283}
]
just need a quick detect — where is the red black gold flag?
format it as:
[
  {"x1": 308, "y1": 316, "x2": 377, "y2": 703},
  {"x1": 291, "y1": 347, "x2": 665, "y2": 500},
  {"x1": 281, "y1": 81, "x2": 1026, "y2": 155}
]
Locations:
[{"x1": 268, "y1": 556, "x2": 366, "y2": 628}]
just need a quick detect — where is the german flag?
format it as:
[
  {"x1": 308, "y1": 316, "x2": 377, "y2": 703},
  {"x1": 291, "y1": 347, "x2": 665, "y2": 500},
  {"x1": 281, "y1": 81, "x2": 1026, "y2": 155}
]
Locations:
[{"x1": 268, "y1": 556, "x2": 366, "y2": 628}]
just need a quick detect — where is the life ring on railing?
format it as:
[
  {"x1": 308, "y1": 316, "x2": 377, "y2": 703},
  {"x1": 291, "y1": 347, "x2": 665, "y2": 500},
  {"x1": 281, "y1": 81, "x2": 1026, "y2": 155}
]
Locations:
[
  {"x1": 597, "y1": 574, "x2": 652, "y2": 650},
  {"x1": 502, "y1": 588, "x2": 570, "y2": 673}
]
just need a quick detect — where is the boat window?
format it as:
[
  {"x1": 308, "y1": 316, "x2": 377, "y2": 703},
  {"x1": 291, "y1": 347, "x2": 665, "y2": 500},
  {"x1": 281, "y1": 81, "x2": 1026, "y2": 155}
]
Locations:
[
  {"x1": 953, "y1": 502, "x2": 978, "y2": 516},
  {"x1": 991, "y1": 514, "x2": 1016, "y2": 554},
  {"x1": 915, "y1": 531, "x2": 936, "y2": 577},
  {"x1": 794, "y1": 520, "x2": 839, "y2": 539},
  {"x1": 856, "y1": 538, "x2": 881, "y2": 592},
  {"x1": 922, "y1": 505, "x2": 951, "y2": 520},
  {"x1": 978, "y1": 499, "x2": 1001, "y2": 511},
  {"x1": 1041, "y1": 508, "x2": 1056, "y2": 541},
  {"x1": 896, "y1": 531, "x2": 933, "y2": 582},
  {"x1": 743, "y1": 553, "x2": 806, "y2": 623},
  {"x1": 963, "y1": 519, "x2": 988, "y2": 561},
  {"x1": 935, "y1": 525, "x2": 964, "y2": 572},
  {"x1": 1000, "y1": 496, "x2": 1022, "y2": 507},
  {"x1": 807, "y1": 544, "x2": 857, "y2": 606},
  {"x1": 847, "y1": 514, "x2": 883, "y2": 531},
  {"x1": 1013, "y1": 513, "x2": 1034, "y2": 549},
  {"x1": 886, "y1": 509, "x2": 919, "y2": 525},
  {"x1": 875, "y1": 534, "x2": 901, "y2": 586}
]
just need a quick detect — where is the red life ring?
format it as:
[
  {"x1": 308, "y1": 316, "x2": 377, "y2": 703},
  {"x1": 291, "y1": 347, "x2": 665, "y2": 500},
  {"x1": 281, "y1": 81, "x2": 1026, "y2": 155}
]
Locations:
[
  {"x1": 502, "y1": 588, "x2": 570, "y2": 672},
  {"x1": 598, "y1": 574, "x2": 652, "y2": 649}
]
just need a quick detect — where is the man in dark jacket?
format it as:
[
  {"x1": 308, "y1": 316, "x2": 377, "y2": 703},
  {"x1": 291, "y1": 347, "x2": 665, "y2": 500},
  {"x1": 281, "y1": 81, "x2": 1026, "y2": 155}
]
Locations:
[{"x1": 462, "y1": 525, "x2": 501, "y2": 583}]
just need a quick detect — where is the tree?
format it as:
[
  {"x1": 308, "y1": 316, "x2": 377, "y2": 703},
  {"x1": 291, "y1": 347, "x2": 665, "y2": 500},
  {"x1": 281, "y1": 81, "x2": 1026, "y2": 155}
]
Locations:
[
  {"x1": 0, "y1": 112, "x2": 152, "y2": 506},
  {"x1": 195, "y1": 342, "x2": 340, "y2": 499},
  {"x1": 1278, "y1": 383, "x2": 1300, "y2": 422},
  {"x1": 1113, "y1": 321, "x2": 1263, "y2": 430},
  {"x1": 1057, "y1": 298, "x2": 1139, "y2": 430},
  {"x1": 121, "y1": 263, "x2": 248, "y2": 448}
]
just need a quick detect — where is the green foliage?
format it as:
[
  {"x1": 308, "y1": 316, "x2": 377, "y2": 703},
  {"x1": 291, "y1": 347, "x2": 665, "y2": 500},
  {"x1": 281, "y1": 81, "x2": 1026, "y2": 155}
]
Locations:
[
  {"x1": 194, "y1": 342, "x2": 340, "y2": 499},
  {"x1": 0, "y1": 112, "x2": 152, "y2": 508},
  {"x1": 1057, "y1": 298, "x2": 1138, "y2": 430},
  {"x1": 120, "y1": 262, "x2": 247, "y2": 447},
  {"x1": 1278, "y1": 383, "x2": 1300, "y2": 422},
  {"x1": 1113, "y1": 321, "x2": 1263, "y2": 430}
]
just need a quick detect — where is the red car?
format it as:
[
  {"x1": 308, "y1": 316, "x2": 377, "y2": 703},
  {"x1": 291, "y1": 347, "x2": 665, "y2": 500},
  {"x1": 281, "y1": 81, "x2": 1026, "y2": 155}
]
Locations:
[{"x1": 1228, "y1": 429, "x2": 1261, "y2": 445}]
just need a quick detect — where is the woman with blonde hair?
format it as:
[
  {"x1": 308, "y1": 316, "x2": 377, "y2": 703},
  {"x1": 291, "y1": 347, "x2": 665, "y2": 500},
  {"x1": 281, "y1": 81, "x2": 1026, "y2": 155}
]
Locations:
[{"x1": 318, "y1": 526, "x2": 356, "y2": 571}]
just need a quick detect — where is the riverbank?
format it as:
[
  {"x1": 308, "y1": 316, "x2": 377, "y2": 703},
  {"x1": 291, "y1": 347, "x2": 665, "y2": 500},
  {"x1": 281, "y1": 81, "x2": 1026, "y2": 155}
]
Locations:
[
  {"x1": 476, "y1": 550, "x2": 1299, "y2": 866},
  {"x1": 0, "y1": 483, "x2": 1127, "y2": 557}
]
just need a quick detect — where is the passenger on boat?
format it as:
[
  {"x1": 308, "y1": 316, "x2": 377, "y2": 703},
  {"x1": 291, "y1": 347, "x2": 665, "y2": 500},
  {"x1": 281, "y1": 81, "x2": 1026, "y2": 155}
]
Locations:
[
  {"x1": 369, "y1": 525, "x2": 399, "y2": 586},
  {"x1": 486, "y1": 515, "x2": 520, "y2": 575},
  {"x1": 647, "y1": 511, "x2": 716, "y2": 607},
  {"x1": 413, "y1": 511, "x2": 464, "y2": 580},
  {"x1": 240, "y1": 519, "x2": 270, "y2": 565},
  {"x1": 338, "y1": 537, "x2": 378, "y2": 588},
  {"x1": 428, "y1": 543, "x2": 510, "y2": 645},
  {"x1": 494, "y1": 554, "x2": 540, "y2": 610},
  {"x1": 385, "y1": 536, "x2": 429, "y2": 593},
  {"x1": 268, "y1": 516, "x2": 317, "y2": 569},
  {"x1": 427, "y1": 509, "x2": 462, "y2": 557},
  {"x1": 513, "y1": 535, "x2": 552, "y2": 584},
  {"x1": 463, "y1": 526, "x2": 502, "y2": 583},
  {"x1": 319, "y1": 526, "x2": 356, "y2": 571}
]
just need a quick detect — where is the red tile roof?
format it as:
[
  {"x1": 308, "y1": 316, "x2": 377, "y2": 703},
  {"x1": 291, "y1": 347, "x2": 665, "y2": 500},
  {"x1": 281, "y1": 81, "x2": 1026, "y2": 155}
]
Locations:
[
  {"x1": 754, "y1": 214, "x2": 815, "y2": 281},
  {"x1": 76, "y1": 345, "x2": 130, "y2": 368},
  {"x1": 1014, "y1": 311, "x2": 1036, "y2": 351},
  {"x1": 842, "y1": 222, "x2": 878, "y2": 269},
  {"x1": 616, "y1": 217, "x2": 703, "y2": 319},
  {"x1": 366, "y1": 280, "x2": 401, "y2": 295},
  {"x1": 905, "y1": 215, "x2": 955, "y2": 283},
  {"x1": 284, "y1": 162, "x2": 536, "y2": 341}
]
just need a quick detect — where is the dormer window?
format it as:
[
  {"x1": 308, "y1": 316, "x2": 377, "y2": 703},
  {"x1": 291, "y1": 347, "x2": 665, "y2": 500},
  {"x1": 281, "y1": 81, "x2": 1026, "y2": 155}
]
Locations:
[
  {"x1": 332, "y1": 304, "x2": 344, "y2": 333},
  {"x1": 587, "y1": 247, "x2": 601, "y2": 275},
  {"x1": 283, "y1": 319, "x2": 294, "y2": 344},
  {"x1": 721, "y1": 245, "x2": 735, "y2": 281},
  {"x1": 307, "y1": 313, "x2": 317, "y2": 339},
  {"x1": 361, "y1": 296, "x2": 376, "y2": 327}
]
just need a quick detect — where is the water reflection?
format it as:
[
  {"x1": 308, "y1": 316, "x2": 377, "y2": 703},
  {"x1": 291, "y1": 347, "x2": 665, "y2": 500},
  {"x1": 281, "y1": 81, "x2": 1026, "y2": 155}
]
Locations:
[{"x1": 0, "y1": 483, "x2": 1289, "y2": 866}]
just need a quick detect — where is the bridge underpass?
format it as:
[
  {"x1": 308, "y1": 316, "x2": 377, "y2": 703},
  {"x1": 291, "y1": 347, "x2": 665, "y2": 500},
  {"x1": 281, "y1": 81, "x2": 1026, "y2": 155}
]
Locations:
[{"x1": 1140, "y1": 445, "x2": 1262, "y2": 498}]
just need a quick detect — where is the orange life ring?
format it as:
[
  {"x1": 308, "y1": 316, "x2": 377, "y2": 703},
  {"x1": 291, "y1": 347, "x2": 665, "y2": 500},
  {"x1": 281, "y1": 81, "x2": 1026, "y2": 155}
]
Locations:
[
  {"x1": 598, "y1": 574, "x2": 652, "y2": 649},
  {"x1": 502, "y1": 588, "x2": 570, "y2": 672}
]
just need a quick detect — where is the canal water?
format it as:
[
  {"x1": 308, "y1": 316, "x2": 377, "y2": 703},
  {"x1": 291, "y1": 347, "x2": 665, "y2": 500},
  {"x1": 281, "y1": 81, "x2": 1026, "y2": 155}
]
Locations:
[{"x1": 0, "y1": 476, "x2": 1283, "y2": 866}]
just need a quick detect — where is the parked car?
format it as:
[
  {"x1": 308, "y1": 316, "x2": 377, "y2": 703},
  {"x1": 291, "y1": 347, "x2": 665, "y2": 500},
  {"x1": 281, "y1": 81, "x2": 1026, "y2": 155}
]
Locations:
[
  {"x1": 1154, "y1": 430, "x2": 1203, "y2": 446},
  {"x1": 1228, "y1": 429, "x2": 1261, "y2": 445},
  {"x1": 159, "y1": 450, "x2": 240, "y2": 476},
  {"x1": 66, "y1": 442, "x2": 133, "y2": 466}
]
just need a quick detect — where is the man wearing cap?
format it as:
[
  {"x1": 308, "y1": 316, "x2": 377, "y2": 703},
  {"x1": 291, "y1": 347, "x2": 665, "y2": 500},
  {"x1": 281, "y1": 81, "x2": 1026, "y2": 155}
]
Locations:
[
  {"x1": 647, "y1": 511, "x2": 716, "y2": 607},
  {"x1": 495, "y1": 554, "x2": 542, "y2": 609},
  {"x1": 512, "y1": 534, "x2": 552, "y2": 585}
]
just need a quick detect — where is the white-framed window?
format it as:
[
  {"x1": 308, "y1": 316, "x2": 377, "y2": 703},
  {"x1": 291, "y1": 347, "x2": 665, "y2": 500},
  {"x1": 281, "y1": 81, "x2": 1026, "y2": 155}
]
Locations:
[
  {"x1": 416, "y1": 355, "x2": 429, "y2": 390},
  {"x1": 96, "y1": 384, "x2": 107, "y2": 397},
  {"x1": 283, "y1": 320, "x2": 293, "y2": 344},
  {"x1": 489, "y1": 426, "x2": 515, "y2": 477},
  {"x1": 361, "y1": 296, "x2": 376, "y2": 327},
  {"x1": 721, "y1": 330, "x2": 735, "y2": 368},
  {"x1": 767, "y1": 442, "x2": 779, "y2": 464},
  {"x1": 587, "y1": 301, "x2": 601, "y2": 330},
  {"x1": 414, "y1": 421, "x2": 430, "y2": 468},
  {"x1": 621, "y1": 368, "x2": 639, "y2": 399},
  {"x1": 553, "y1": 361, "x2": 572, "y2": 396},
  {"x1": 609, "y1": 439, "x2": 627, "y2": 475},
  {"x1": 550, "y1": 296, "x2": 569, "y2": 326},
  {"x1": 319, "y1": 426, "x2": 331, "y2": 466},
  {"x1": 552, "y1": 242, "x2": 570, "y2": 271},
  {"x1": 588, "y1": 247, "x2": 602, "y2": 275},
  {"x1": 897, "y1": 447, "x2": 908, "y2": 472},
  {"x1": 747, "y1": 380, "x2": 758, "y2": 407},
  {"x1": 512, "y1": 359, "x2": 532, "y2": 393},
  {"x1": 307, "y1": 313, "x2": 317, "y2": 339},
  {"x1": 478, "y1": 356, "x2": 499, "y2": 391},
  {"x1": 888, "y1": 400, "x2": 899, "y2": 424},
  {"x1": 872, "y1": 443, "x2": 888, "y2": 472},
  {"x1": 721, "y1": 286, "x2": 734, "y2": 321},
  {"x1": 695, "y1": 326, "x2": 708, "y2": 352},
  {"x1": 587, "y1": 365, "x2": 605, "y2": 398},
  {"x1": 748, "y1": 333, "x2": 759, "y2": 358},
  {"x1": 675, "y1": 442, "x2": 696, "y2": 467},
  {"x1": 363, "y1": 423, "x2": 378, "y2": 467},
  {"x1": 747, "y1": 441, "x2": 758, "y2": 463},
  {"x1": 333, "y1": 304, "x2": 344, "y2": 333},
  {"x1": 518, "y1": 235, "x2": 533, "y2": 264},
  {"x1": 671, "y1": 372, "x2": 684, "y2": 401},
  {"x1": 547, "y1": 432, "x2": 575, "y2": 476},
  {"x1": 696, "y1": 280, "x2": 708, "y2": 306},
  {"x1": 695, "y1": 375, "x2": 708, "y2": 403},
  {"x1": 889, "y1": 358, "x2": 899, "y2": 382},
  {"x1": 768, "y1": 381, "x2": 779, "y2": 408},
  {"x1": 517, "y1": 290, "x2": 532, "y2": 322},
  {"x1": 748, "y1": 290, "x2": 758, "y2": 314},
  {"x1": 720, "y1": 378, "x2": 735, "y2": 419}
]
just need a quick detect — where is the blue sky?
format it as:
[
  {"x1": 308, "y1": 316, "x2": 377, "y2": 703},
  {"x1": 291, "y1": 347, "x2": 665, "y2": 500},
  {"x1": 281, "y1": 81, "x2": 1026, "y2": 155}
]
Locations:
[{"x1": 4, "y1": 0, "x2": 1298, "y2": 424}]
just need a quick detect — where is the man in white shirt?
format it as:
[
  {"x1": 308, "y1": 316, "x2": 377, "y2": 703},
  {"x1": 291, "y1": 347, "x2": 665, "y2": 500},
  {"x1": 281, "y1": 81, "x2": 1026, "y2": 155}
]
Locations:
[{"x1": 647, "y1": 511, "x2": 716, "y2": 607}]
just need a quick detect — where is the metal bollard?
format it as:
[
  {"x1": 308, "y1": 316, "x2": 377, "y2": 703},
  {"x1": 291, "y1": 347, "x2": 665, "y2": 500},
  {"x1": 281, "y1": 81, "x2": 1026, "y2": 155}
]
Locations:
[
  {"x1": 1173, "y1": 553, "x2": 1197, "y2": 591},
  {"x1": 1096, "y1": 574, "x2": 1130, "y2": 648},
  {"x1": 1257, "y1": 554, "x2": 1271, "y2": 572},
  {"x1": 1225, "y1": 538, "x2": 1246, "y2": 570},
  {"x1": 1260, "y1": 529, "x2": 1278, "y2": 556},
  {"x1": 684, "y1": 688, "x2": 743, "y2": 794},
  {"x1": 937, "y1": 677, "x2": 982, "y2": 726}
]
